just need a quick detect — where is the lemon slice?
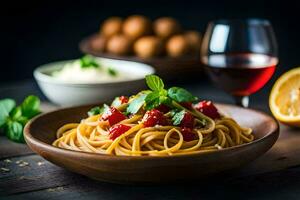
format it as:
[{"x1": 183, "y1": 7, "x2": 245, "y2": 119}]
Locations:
[{"x1": 269, "y1": 67, "x2": 300, "y2": 127}]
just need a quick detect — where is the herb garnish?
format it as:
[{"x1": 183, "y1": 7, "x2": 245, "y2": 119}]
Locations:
[
  {"x1": 167, "y1": 87, "x2": 198, "y2": 102},
  {"x1": 88, "y1": 106, "x2": 103, "y2": 116},
  {"x1": 144, "y1": 75, "x2": 198, "y2": 110},
  {"x1": 0, "y1": 95, "x2": 41, "y2": 143},
  {"x1": 143, "y1": 75, "x2": 209, "y2": 126},
  {"x1": 80, "y1": 55, "x2": 100, "y2": 69},
  {"x1": 172, "y1": 110, "x2": 186, "y2": 126},
  {"x1": 126, "y1": 92, "x2": 148, "y2": 114},
  {"x1": 145, "y1": 75, "x2": 164, "y2": 91},
  {"x1": 108, "y1": 67, "x2": 118, "y2": 77},
  {"x1": 90, "y1": 75, "x2": 208, "y2": 126},
  {"x1": 88, "y1": 104, "x2": 109, "y2": 116}
]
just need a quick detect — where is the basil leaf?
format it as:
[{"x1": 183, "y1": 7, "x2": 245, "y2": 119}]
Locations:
[
  {"x1": 144, "y1": 90, "x2": 171, "y2": 110},
  {"x1": 21, "y1": 95, "x2": 41, "y2": 119},
  {"x1": 0, "y1": 99, "x2": 16, "y2": 127},
  {"x1": 88, "y1": 106, "x2": 103, "y2": 116},
  {"x1": 6, "y1": 121, "x2": 24, "y2": 143},
  {"x1": 172, "y1": 110, "x2": 186, "y2": 126},
  {"x1": 167, "y1": 87, "x2": 198, "y2": 102},
  {"x1": 87, "y1": 104, "x2": 110, "y2": 116},
  {"x1": 145, "y1": 75, "x2": 164, "y2": 91},
  {"x1": 16, "y1": 116, "x2": 29, "y2": 126},
  {"x1": 10, "y1": 106, "x2": 22, "y2": 120},
  {"x1": 161, "y1": 96, "x2": 172, "y2": 107},
  {"x1": 127, "y1": 93, "x2": 147, "y2": 114},
  {"x1": 108, "y1": 67, "x2": 117, "y2": 77},
  {"x1": 144, "y1": 91, "x2": 160, "y2": 110}
]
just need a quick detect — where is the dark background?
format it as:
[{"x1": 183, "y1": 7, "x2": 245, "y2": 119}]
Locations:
[{"x1": 1, "y1": 0, "x2": 299, "y2": 83}]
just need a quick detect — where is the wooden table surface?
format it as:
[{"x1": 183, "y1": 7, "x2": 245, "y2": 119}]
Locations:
[{"x1": 1, "y1": 80, "x2": 300, "y2": 200}]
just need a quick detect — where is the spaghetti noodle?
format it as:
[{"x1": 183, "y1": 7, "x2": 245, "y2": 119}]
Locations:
[{"x1": 53, "y1": 75, "x2": 254, "y2": 156}]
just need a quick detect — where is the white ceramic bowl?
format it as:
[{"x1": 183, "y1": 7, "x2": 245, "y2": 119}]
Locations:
[{"x1": 34, "y1": 57, "x2": 155, "y2": 106}]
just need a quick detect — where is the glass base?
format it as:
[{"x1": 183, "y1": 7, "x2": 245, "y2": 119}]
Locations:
[{"x1": 234, "y1": 96, "x2": 249, "y2": 107}]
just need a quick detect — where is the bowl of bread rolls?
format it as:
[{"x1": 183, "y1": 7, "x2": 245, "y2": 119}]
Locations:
[{"x1": 80, "y1": 15, "x2": 203, "y2": 80}]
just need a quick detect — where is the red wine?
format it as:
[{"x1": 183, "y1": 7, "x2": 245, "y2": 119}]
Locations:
[{"x1": 202, "y1": 53, "x2": 278, "y2": 96}]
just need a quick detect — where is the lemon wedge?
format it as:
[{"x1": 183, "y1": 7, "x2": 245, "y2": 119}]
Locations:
[{"x1": 269, "y1": 67, "x2": 300, "y2": 127}]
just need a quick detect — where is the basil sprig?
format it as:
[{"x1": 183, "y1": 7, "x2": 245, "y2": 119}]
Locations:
[
  {"x1": 144, "y1": 75, "x2": 198, "y2": 110},
  {"x1": 0, "y1": 95, "x2": 41, "y2": 143}
]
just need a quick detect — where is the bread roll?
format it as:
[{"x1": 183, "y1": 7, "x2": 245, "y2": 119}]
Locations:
[
  {"x1": 90, "y1": 35, "x2": 107, "y2": 52},
  {"x1": 101, "y1": 17, "x2": 123, "y2": 37},
  {"x1": 123, "y1": 15, "x2": 151, "y2": 40},
  {"x1": 134, "y1": 36, "x2": 163, "y2": 58},
  {"x1": 166, "y1": 35, "x2": 189, "y2": 57},
  {"x1": 106, "y1": 34, "x2": 132, "y2": 55},
  {"x1": 184, "y1": 31, "x2": 202, "y2": 52},
  {"x1": 154, "y1": 17, "x2": 181, "y2": 38}
]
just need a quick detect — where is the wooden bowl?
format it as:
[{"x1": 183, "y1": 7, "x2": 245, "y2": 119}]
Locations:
[
  {"x1": 24, "y1": 103, "x2": 279, "y2": 184},
  {"x1": 79, "y1": 34, "x2": 203, "y2": 81}
]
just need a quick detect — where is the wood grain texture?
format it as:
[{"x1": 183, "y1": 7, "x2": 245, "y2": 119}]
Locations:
[
  {"x1": 237, "y1": 125, "x2": 300, "y2": 177},
  {"x1": 0, "y1": 137, "x2": 33, "y2": 159},
  {"x1": 0, "y1": 155, "x2": 76, "y2": 195},
  {"x1": 2, "y1": 154, "x2": 300, "y2": 200}
]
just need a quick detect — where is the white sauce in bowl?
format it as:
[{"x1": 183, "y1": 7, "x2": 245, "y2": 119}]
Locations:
[{"x1": 52, "y1": 59, "x2": 137, "y2": 84}]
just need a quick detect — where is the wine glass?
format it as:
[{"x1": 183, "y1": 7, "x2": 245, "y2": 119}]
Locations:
[{"x1": 201, "y1": 19, "x2": 278, "y2": 107}]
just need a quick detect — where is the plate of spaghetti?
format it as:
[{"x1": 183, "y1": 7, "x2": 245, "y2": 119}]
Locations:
[{"x1": 24, "y1": 75, "x2": 279, "y2": 183}]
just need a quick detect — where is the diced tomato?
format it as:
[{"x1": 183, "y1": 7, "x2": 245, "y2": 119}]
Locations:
[
  {"x1": 194, "y1": 100, "x2": 220, "y2": 119},
  {"x1": 180, "y1": 102, "x2": 193, "y2": 110},
  {"x1": 142, "y1": 109, "x2": 168, "y2": 127},
  {"x1": 119, "y1": 96, "x2": 129, "y2": 104},
  {"x1": 156, "y1": 104, "x2": 170, "y2": 113},
  {"x1": 180, "y1": 112, "x2": 194, "y2": 128},
  {"x1": 109, "y1": 124, "x2": 131, "y2": 140},
  {"x1": 181, "y1": 127, "x2": 195, "y2": 141},
  {"x1": 101, "y1": 107, "x2": 127, "y2": 126}
]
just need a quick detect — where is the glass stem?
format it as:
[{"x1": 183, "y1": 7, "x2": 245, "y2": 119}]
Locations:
[{"x1": 234, "y1": 96, "x2": 249, "y2": 107}]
